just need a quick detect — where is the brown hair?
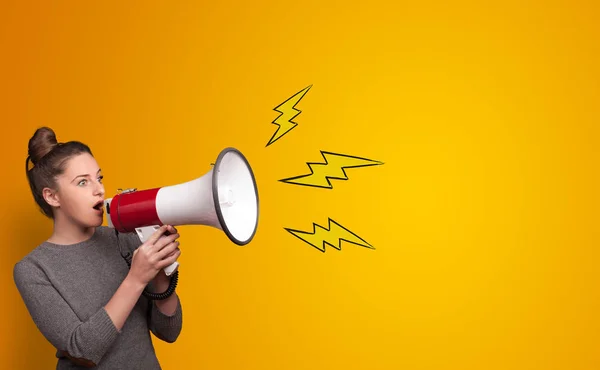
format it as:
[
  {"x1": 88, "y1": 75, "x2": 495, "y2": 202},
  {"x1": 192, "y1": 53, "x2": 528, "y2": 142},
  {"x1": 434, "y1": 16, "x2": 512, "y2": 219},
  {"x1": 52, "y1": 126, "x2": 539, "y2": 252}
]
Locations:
[{"x1": 25, "y1": 127, "x2": 93, "y2": 218}]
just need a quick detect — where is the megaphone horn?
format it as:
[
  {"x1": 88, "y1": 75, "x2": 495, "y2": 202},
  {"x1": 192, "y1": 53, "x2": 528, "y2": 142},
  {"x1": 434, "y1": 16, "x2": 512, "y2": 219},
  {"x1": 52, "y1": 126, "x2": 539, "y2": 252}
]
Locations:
[{"x1": 104, "y1": 147, "x2": 259, "y2": 276}]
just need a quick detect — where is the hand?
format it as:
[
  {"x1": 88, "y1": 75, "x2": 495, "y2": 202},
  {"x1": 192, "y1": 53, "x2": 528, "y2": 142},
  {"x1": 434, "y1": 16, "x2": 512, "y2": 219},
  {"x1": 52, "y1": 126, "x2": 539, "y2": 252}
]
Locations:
[
  {"x1": 128, "y1": 225, "x2": 181, "y2": 287},
  {"x1": 152, "y1": 225, "x2": 182, "y2": 291}
]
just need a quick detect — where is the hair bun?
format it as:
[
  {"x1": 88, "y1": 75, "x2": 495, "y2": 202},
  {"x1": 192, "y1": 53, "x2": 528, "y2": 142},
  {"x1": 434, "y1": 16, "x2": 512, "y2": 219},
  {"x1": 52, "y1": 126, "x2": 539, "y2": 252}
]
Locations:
[{"x1": 28, "y1": 127, "x2": 59, "y2": 165}]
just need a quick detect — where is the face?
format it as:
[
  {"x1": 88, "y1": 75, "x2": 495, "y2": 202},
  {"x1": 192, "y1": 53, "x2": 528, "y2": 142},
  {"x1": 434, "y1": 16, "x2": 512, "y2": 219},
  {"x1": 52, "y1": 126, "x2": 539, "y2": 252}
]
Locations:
[{"x1": 44, "y1": 152, "x2": 106, "y2": 228}]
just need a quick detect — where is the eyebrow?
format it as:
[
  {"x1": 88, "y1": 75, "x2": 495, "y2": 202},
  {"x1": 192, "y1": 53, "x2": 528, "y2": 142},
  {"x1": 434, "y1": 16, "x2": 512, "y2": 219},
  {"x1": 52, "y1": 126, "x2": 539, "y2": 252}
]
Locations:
[{"x1": 71, "y1": 169, "x2": 102, "y2": 183}]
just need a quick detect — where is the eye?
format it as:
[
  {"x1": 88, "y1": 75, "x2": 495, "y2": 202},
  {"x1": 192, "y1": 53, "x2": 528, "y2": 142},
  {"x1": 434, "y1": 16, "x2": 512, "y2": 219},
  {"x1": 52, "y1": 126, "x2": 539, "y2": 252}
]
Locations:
[
  {"x1": 78, "y1": 179, "x2": 87, "y2": 186},
  {"x1": 98, "y1": 175, "x2": 104, "y2": 183}
]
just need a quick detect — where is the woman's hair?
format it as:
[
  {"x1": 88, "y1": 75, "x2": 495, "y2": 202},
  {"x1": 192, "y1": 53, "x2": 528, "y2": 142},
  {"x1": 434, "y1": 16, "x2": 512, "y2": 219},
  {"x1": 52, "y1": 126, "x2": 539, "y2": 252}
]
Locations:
[{"x1": 25, "y1": 127, "x2": 94, "y2": 218}]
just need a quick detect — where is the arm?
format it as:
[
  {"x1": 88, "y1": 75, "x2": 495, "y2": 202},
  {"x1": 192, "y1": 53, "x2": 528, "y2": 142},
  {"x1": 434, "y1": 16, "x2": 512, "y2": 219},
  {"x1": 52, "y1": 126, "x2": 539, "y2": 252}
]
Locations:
[
  {"x1": 13, "y1": 260, "x2": 145, "y2": 367},
  {"x1": 151, "y1": 271, "x2": 179, "y2": 316},
  {"x1": 103, "y1": 273, "x2": 146, "y2": 331},
  {"x1": 119, "y1": 229, "x2": 183, "y2": 343},
  {"x1": 147, "y1": 271, "x2": 183, "y2": 343}
]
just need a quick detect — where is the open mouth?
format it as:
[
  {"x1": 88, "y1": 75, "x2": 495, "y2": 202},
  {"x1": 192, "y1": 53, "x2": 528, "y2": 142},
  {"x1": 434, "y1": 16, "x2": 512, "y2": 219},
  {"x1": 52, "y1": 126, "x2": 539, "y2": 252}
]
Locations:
[{"x1": 93, "y1": 200, "x2": 104, "y2": 212}]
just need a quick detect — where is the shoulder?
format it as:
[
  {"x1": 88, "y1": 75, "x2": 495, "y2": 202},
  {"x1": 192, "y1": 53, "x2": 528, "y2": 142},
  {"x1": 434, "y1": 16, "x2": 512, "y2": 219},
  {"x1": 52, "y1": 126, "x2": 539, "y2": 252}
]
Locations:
[
  {"x1": 13, "y1": 247, "x2": 49, "y2": 287},
  {"x1": 14, "y1": 240, "x2": 48, "y2": 270}
]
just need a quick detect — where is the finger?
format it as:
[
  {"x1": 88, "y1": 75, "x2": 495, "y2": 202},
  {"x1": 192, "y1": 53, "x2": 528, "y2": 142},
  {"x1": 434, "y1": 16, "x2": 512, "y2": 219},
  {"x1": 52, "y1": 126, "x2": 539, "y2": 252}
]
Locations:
[
  {"x1": 161, "y1": 225, "x2": 177, "y2": 238},
  {"x1": 145, "y1": 225, "x2": 171, "y2": 246},
  {"x1": 162, "y1": 247, "x2": 180, "y2": 261},
  {"x1": 150, "y1": 228, "x2": 179, "y2": 252},
  {"x1": 156, "y1": 240, "x2": 180, "y2": 260},
  {"x1": 158, "y1": 249, "x2": 181, "y2": 269},
  {"x1": 159, "y1": 229, "x2": 179, "y2": 243},
  {"x1": 166, "y1": 247, "x2": 180, "y2": 258},
  {"x1": 153, "y1": 232, "x2": 180, "y2": 252}
]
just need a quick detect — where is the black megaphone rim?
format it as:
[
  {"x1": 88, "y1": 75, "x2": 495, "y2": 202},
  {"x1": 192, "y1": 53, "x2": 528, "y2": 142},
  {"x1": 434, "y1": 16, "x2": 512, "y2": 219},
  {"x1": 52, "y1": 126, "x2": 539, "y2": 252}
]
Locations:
[{"x1": 211, "y1": 147, "x2": 259, "y2": 246}]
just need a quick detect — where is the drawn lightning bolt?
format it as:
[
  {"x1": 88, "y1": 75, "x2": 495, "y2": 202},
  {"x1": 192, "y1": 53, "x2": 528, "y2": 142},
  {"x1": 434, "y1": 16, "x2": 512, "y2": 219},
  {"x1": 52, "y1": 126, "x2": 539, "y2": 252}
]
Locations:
[
  {"x1": 279, "y1": 151, "x2": 383, "y2": 189},
  {"x1": 266, "y1": 85, "x2": 312, "y2": 147},
  {"x1": 285, "y1": 218, "x2": 374, "y2": 252}
]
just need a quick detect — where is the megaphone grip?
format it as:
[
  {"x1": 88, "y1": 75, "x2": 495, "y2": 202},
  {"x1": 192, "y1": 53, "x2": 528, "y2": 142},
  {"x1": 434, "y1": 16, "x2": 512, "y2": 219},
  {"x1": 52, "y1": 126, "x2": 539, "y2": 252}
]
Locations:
[
  {"x1": 116, "y1": 229, "x2": 178, "y2": 301},
  {"x1": 133, "y1": 226, "x2": 180, "y2": 277},
  {"x1": 164, "y1": 262, "x2": 179, "y2": 276},
  {"x1": 121, "y1": 249, "x2": 179, "y2": 300}
]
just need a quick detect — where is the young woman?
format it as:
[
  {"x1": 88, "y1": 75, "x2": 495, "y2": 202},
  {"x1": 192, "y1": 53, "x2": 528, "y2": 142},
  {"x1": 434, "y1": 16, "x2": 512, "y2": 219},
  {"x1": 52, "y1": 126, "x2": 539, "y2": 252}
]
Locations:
[{"x1": 14, "y1": 127, "x2": 183, "y2": 369}]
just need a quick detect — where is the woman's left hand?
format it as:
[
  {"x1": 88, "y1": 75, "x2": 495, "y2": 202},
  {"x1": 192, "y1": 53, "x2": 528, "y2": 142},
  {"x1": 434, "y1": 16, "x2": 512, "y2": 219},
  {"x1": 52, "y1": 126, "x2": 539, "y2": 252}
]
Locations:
[{"x1": 151, "y1": 227, "x2": 180, "y2": 292}]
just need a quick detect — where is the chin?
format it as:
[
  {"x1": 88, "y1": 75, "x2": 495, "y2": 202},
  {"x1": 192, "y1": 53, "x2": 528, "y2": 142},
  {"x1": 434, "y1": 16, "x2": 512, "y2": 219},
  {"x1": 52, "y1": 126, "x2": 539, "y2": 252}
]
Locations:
[
  {"x1": 83, "y1": 216, "x2": 104, "y2": 228},
  {"x1": 91, "y1": 219, "x2": 104, "y2": 227}
]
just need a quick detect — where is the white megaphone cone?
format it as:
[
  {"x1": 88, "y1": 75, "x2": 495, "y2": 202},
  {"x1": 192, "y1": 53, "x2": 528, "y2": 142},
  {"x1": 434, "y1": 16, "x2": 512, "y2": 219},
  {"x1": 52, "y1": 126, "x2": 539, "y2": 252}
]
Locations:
[{"x1": 103, "y1": 147, "x2": 259, "y2": 276}]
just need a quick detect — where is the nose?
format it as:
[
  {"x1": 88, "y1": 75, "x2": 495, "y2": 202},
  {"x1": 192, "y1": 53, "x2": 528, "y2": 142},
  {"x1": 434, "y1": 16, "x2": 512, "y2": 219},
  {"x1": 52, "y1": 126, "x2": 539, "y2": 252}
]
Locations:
[{"x1": 94, "y1": 181, "x2": 105, "y2": 197}]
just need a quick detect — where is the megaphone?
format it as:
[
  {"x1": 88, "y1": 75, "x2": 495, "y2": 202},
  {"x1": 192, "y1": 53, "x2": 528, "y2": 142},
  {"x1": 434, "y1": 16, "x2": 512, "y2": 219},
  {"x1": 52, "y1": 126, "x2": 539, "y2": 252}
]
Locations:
[{"x1": 103, "y1": 147, "x2": 259, "y2": 276}]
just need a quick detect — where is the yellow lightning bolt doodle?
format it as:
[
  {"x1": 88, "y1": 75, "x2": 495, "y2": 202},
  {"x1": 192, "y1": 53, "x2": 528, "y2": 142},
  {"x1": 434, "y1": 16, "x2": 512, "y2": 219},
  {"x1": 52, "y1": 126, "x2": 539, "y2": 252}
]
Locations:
[
  {"x1": 279, "y1": 151, "x2": 384, "y2": 189},
  {"x1": 266, "y1": 85, "x2": 312, "y2": 147},
  {"x1": 285, "y1": 218, "x2": 374, "y2": 253}
]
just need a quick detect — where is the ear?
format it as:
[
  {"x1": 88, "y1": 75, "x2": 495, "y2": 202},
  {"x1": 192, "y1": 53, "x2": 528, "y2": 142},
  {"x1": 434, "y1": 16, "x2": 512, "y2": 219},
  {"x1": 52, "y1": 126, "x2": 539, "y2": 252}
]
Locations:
[{"x1": 42, "y1": 187, "x2": 61, "y2": 208}]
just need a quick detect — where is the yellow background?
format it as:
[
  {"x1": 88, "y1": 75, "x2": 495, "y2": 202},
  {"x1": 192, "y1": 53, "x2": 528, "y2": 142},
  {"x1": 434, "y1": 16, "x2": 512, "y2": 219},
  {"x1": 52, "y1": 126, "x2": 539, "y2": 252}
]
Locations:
[{"x1": 1, "y1": 1, "x2": 599, "y2": 369}]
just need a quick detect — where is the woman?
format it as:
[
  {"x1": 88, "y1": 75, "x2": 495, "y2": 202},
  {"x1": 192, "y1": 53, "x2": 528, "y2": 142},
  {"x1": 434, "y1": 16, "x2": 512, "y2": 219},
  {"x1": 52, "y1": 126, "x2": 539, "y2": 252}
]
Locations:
[{"x1": 14, "y1": 127, "x2": 183, "y2": 369}]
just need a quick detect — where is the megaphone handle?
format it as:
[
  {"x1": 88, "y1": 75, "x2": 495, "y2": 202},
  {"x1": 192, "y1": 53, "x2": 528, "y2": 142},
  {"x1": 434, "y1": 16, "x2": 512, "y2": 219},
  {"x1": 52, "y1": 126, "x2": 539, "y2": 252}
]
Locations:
[
  {"x1": 135, "y1": 225, "x2": 180, "y2": 276},
  {"x1": 164, "y1": 262, "x2": 179, "y2": 276}
]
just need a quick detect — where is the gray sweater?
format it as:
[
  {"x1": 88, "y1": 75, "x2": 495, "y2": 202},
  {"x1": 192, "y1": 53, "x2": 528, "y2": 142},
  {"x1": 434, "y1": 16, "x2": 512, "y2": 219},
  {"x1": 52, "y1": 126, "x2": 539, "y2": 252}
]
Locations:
[{"x1": 13, "y1": 226, "x2": 183, "y2": 369}]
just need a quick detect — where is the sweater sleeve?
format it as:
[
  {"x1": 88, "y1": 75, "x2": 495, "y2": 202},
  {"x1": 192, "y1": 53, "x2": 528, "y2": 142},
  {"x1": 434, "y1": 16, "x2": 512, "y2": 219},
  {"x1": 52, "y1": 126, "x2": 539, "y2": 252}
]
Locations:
[
  {"x1": 148, "y1": 294, "x2": 183, "y2": 343},
  {"x1": 13, "y1": 259, "x2": 119, "y2": 366}
]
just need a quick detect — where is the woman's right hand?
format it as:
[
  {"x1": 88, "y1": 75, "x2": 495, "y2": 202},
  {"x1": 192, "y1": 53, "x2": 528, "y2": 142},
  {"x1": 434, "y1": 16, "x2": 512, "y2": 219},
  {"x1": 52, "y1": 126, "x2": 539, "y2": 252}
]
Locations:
[{"x1": 128, "y1": 225, "x2": 181, "y2": 286}]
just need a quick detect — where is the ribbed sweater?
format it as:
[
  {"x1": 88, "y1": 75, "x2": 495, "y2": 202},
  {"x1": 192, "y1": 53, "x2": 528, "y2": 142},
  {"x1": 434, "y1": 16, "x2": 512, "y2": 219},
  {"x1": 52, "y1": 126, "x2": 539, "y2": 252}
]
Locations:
[{"x1": 13, "y1": 226, "x2": 183, "y2": 369}]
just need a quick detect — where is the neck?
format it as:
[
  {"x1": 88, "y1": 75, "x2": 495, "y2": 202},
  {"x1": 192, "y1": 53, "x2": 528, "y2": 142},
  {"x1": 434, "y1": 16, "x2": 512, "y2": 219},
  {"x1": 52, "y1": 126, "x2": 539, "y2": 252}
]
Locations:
[{"x1": 47, "y1": 212, "x2": 96, "y2": 245}]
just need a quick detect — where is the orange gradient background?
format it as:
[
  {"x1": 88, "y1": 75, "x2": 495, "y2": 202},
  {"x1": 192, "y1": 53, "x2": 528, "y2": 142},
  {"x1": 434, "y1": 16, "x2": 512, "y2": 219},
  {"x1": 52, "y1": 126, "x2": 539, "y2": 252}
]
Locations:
[{"x1": 1, "y1": 1, "x2": 599, "y2": 369}]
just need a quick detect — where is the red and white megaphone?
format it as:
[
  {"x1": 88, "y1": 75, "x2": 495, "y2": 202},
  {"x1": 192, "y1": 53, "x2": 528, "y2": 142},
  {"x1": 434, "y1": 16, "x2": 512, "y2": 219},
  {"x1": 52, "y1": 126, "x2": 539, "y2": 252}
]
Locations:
[{"x1": 103, "y1": 147, "x2": 259, "y2": 276}]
